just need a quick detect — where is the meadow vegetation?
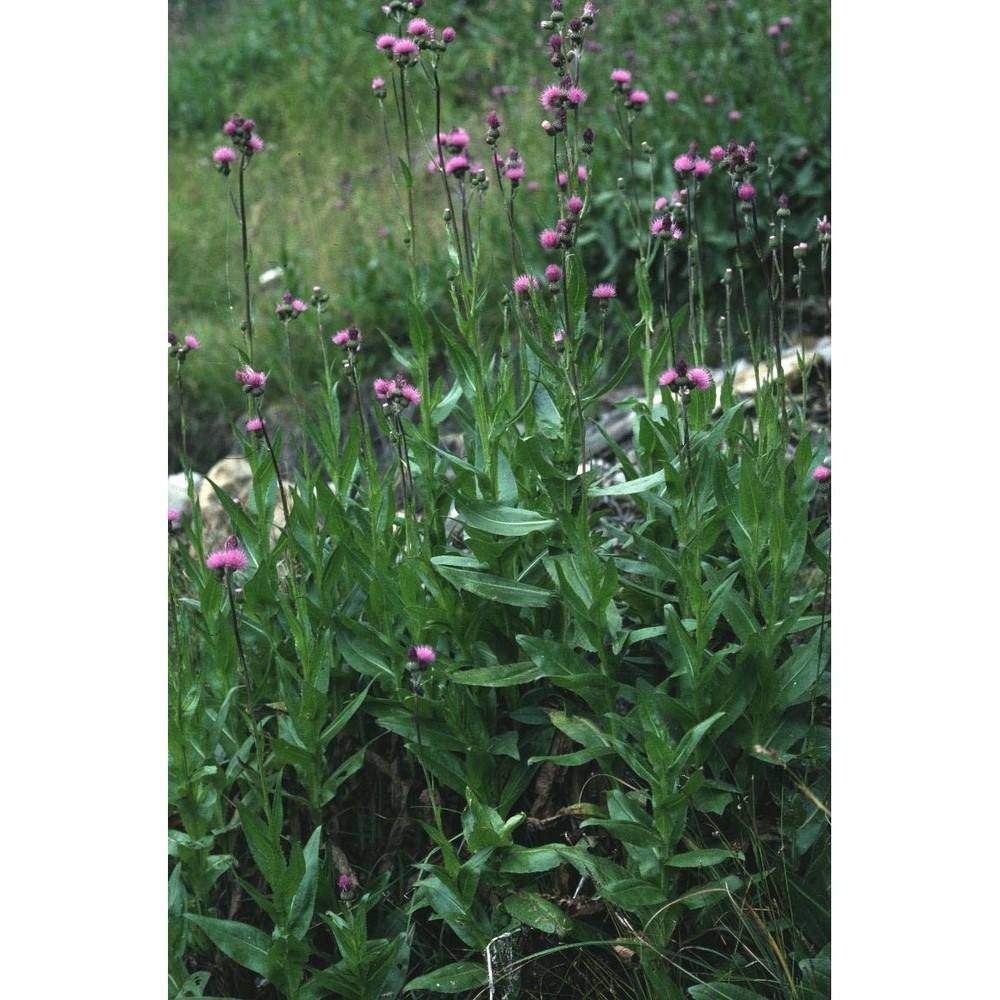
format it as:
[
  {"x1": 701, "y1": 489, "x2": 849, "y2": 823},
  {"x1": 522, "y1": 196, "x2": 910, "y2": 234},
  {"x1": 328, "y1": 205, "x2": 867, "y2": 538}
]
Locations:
[{"x1": 169, "y1": 1, "x2": 831, "y2": 996}]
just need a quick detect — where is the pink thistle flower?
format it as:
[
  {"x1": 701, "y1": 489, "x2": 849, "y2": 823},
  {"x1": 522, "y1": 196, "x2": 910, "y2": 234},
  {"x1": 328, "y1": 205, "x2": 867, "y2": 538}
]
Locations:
[
  {"x1": 513, "y1": 274, "x2": 539, "y2": 295},
  {"x1": 738, "y1": 182, "x2": 756, "y2": 201},
  {"x1": 373, "y1": 378, "x2": 397, "y2": 401},
  {"x1": 651, "y1": 216, "x2": 667, "y2": 236},
  {"x1": 688, "y1": 367, "x2": 712, "y2": 390},
  {"x1": 376, "y1": 33, "x2": 396, "y2": 51},
  {"x1": 780, "y1": 16, "x2": 793, "y2": 26},
  {"x1": 693, "y1": 158, "x2": 712, "y2": 179},
  {"x1": 659, "y1": 360, "x2": 712, "y2": 393},
  {"x1": 206, "y1": 545, "x2": 248, "y2": 574},
  {"x1": 627, "y1": 89, "x2": 650, "y2": 107},
  {"x1": 591, "y1": 283, "x2": 617, "y2": 300},
  {"x1": 407, "y1": 17, "x2": 431, "y2": 35},
  {"x1": 292, "y1": 299, "x2": 307, "y2": 313},
  {"x1": 709, "y1": 145, "x2": 725, "y2": 161},
  {"x1": 245, "y1": 417, "x2": 264, "y2": 433},
  {"x1": 527, "y1": 180, "x2": 539, "y2": 191},
  {"x1": 727, "y1": 110, "x2": 742, "y2": 122},
  {"x1": 811, "y1": 465, "x2": 830, "y2": 482},
  {"x1": 247, "y1": 134, "x2": 264, "y2": 152},
  {"x1": 505, "y1": 165, "x2": 525, "y2": 181},
  {"x1": 577, "y1": 165, "x2": 588, "y2": 183},
  {"x1": 212, "y1": 146, "x2": 237, "y2": 165},
  {"x1": 392, "y1": 38, "x2": 419, "y2": 60},
  {"x1": 767, "y1": 24, "x2": 781, "y2": 36},
  {"x1": 671, "y1": 225, "x2": 684, "y2": 241},
  {"x1": 703, "y1": 94, "x2": 716, "y2": 105},
  {"x1": 673, "y1": 154, "x2": 695, "y2": 174},
  {"x1": 168, "y1": 508, "x2": 180, "y2": 523},
  {"x1": 222, "y1": 120, "x2": 237, "y2": 136},
  {"x1": 565, "y1": 86, "x2": 588, "y2": 107},
  {"x1": 545, "y1": 264, "x2": 563, "y2": 283},
  {"x1": 654, "y1": 196, "x2": 669, "y2": 211},
  {"x1": 610, "y1": 68, "x2": 632, "y2": 85},
  {"x1": 235, "y1": 365, "x2": 267, "y2": 394},
  {"x1": 553, "y1": 329, "x2": 565, "y2": 347},
  {"x1": 557, "y1": 172, "x2": 568, "y2": 188},
  {"x1": 540, "y1": 85, "x2": 566, "y2": 110},
  {"x1": 338, "y1": 874, "x2": 355, "y2": 893},
  {"x1": 184, "y1": 335, "x2": 200, "y2": 350},
  {"x1": 816, "y1": 215, "x2": 831, "y2": 235},
  {"x1": 445, "y1": 154, "x2": 469, "y2": 175},
  {"x1": 408, "y1": 644, "x2": 436, "y2": 664},
  {"x1": 539, "y1": 229, "x2": 560, "y2": 250},
  {"x1": 400, "y1": 384, "x2": 421, "y2": 407},
  {"x1": 566, "y1": 196, "x2": 584, "y2": 215},
  {"x1": 442, "y1": 26, "x2": 456, "y2": 42},
  {"x1": 372, "y1": 77, "x2": 385, "y2": 90},
  {"x1": 664, "y1": 90, "x2": 679, "y2": 102}
]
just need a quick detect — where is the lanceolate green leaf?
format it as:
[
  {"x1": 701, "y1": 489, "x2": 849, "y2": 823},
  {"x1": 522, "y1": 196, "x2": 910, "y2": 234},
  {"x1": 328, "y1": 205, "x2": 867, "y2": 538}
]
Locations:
[
  {"x1": 183, "y1": 915, "x2": 271, "y2": 979},
  {"x1": 503, "y1": 891, "x2": 574, "y2": 935},
  {"x1": 287, "y1": 826, "x2": 322, "y2": 939},
  {"x1": 403, "y1": 961, "x2": 488, "y2": 993},
  {"x1": 431, "y1": 558, "x2": 553, "y2": 607},
  {"x1": 588, "y1": 468, "x2": 665, "y2": 497},
  {"x1": 666, "y1": 848, "x2": 741, "y2": 868},
  {"x1": 453, "y1": 496, "x2": 557, "y2": 536}
]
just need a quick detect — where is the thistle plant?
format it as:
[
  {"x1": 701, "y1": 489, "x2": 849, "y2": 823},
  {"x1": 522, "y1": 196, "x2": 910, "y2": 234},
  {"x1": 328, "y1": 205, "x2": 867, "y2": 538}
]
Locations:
[
  {"x1": 169, "y1": 3, "x2": 831, "y2": 996},
  {"x1": 212, "y1": 113, "x2": 264, "y2": 364}
]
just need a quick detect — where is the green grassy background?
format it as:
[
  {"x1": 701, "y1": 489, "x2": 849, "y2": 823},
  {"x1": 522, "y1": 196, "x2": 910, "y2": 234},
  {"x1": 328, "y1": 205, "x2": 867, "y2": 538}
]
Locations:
[{"x1": 169, "y1": 0, "x2": 830, "y2": 472}]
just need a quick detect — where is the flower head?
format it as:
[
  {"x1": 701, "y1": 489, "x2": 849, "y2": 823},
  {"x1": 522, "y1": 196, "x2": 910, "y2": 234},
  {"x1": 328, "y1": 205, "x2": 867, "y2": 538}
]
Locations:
[
  {"x1": 183, "y1": 335, "x2": 200, "y2": 350},
  {"x1": 545, "y1": 264, "x2": 563, "y2": 283},
  {"x1": 212, "y1": 146, "x2": 238, "y2": 175},
  {"x1": 591, "y1": 283, "x2": 617, "y2": 301},
  {"x1": 333, "y1": 325, "x2": 362, "y2": 352},
  {"x1": 513, "y1": 273, "x2": 539, "y2": 296},
  {"x1": 659, "y1": 358, "x2": 712, "y2": 399},
  {"x1": 738, "y1": 182, "x2": 756, "y2": 201},
  {"x1": 375, "y1": 374, "x2": 420, "y2": 412},
  {"x1": 673, "y1": 154, "x2": 695, "y2": 174},
  {"x1": 338, "y1": 874, "x2": 355, "y2": 894},
  {"x1": 664, "y1": 89, "x2": 679, "y2": 102},
  {"x1": 206, "y1": 542, "x2": 248, "y2": 575},
  {"x1": 626, "y1": 89, "x2": 650, "y2": 108},
  {"x1": 811, "y1": 465, "x2": 831, "y2": 482},
  {"x1": 539, "y1": 85, "x2": 566, "y2": 110},
  {"x1": 408, "y1": 644, "x2": 436, "y2": 665},
  {"x1": 235, "y1": 365, "x2": 267, "y2": 395},
  {"x1": 539, "y1": 228, "x2": 560, "y2": 250}
]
